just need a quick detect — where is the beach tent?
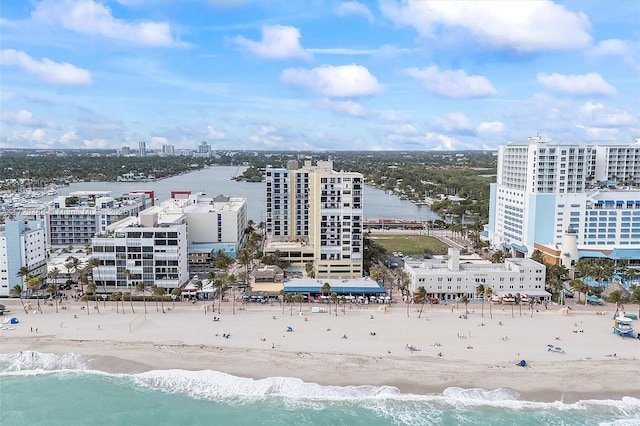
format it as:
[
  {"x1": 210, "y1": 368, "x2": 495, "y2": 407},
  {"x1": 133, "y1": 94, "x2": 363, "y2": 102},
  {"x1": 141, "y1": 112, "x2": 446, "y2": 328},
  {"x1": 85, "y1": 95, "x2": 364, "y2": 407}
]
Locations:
[
  {"x1": 10, "y1": 317, "x2": 19, "y2": 324},
  {"x1": 518, "y1": 359, "x2": 527, "y2": 367}
]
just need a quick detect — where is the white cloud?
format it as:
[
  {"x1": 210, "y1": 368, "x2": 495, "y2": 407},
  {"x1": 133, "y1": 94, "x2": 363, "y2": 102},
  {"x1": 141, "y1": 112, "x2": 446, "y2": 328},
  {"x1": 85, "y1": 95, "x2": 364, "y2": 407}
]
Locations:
[
  {"x1": 0, "y1": 49, "x2": 92, "y2": 85},
  {"x1": 425, "y1": 132, "x2": 456, "y2": 150},
  {"x1": 207, "y1": 125, "x2": 226, "y2": 139},
  {"x1": 233, "y1": 25, "x2": 312, "y2": 60},
  {"x1": 249, "y1": 126, "x2": 284, "y2": 148},
  {"x1": 1, "y1": 109, "x2": 36, "y2": 126},
  {"x1": 380, "y1": 0, "x2": 591, "y2": 52},
  {"x1": 537, "y1": 72, "x2": 616, "y2": 96},
  {"x1": 590, "y1": 39, "x2": 640, "y2": 74},
  {"x1": 281, "y1": 64, "x2": 383, "y2": 98},
  {"x1": 335, "y1": 2, "x2": 374, "y2": 23},
  {"x1": 403, "y1": 65, "x2": 497, "y2": 98},
  {"x1": 32, "y1": 0, "x2": 179, "y2": 47},
  {"x1": 319, "y1": 99, "x2": 366, "y2": 117},
  {"x1": 431, "y1": 112, "x2": 472, "y2": 132},
  {"x1": 579, "y1": 102, "x2": 636, "y2": 127},
  {"x1": 477, "y1": 121, "x2": 504, "y2": 133}
]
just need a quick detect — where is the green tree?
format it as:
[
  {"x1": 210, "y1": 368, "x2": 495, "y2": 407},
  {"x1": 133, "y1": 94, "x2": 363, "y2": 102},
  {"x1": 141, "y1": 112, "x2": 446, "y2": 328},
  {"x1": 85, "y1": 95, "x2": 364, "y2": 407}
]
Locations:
[
  {"x1": 285, "y1": 293, "x2": 293, "y2": 316},
  {"x1": 123, "y1": 269, "x2": 132, "y2": 293},
  {"x1": 152, "y1": 285, "x2": 166, "y2": 313},
  {"x1": 416, "y1": 286, "x2": 427, "y2": 318},
  {"x1": 48, "y1": 267, "x2": 61, "y2": 291},
  {"x1": 87, "y1": 257, "x2": 105, "y2": 295},
  {"x1": 10, "y1": 285, "x2": 27, "y2": 314},
  {"x1": 237, "y1": 248, "x2": 253, "y2": 282},
  {"x1": 305, "y1": 262, "x2": 315, "y2": 278},
  {"x1": 65, "y1": 256, "x2": 83, "y2": 293},
  {"x1": 16, "y1": 266, "x2": 30, "y2": 287},
  {"x1": 27, "y1": 276, "x2": 43, "y2": 314},
  {"x1": 110, "y1": 291, "x2": 121, "y2": 313},
  {"x1": 87, "y1": 281, "x2": 99, "y2": 313},
  {"x1": 125, "y1": 291, "x2": 135, "y2": 314},
  {"x1": 171, "y1": 288, "x2": 181, "y2": 309},
  {"x1": 484, "y1": 286, "x2": 493, "y2": 319},
  {"x1": 195, "y1": 280, "x2": 205, "y2": 314},
  {"x1": 136, "y1": 281, "x2": 148, "y2": 317},
  {"x1": 321, "y1": 282, "x2": 331, "y2": 311},
  {"x1": 46, "y1": 283, "x2": 59, "y2": 313},
  {"x1": 476, "y1": 284, "x2": 485, "y2": 317},
  {"x1": 294, "y1": 293, "x2": 304, "y2": 313},
  {"x1": 460, "y1": 294, "x2": 469, "y2": 313},
  {"x1": 630, "y1": 289, "x2": 640, "y2": 318},
  {"x1": 330, "y1": 292, "x2": 338, "y2": 316}
]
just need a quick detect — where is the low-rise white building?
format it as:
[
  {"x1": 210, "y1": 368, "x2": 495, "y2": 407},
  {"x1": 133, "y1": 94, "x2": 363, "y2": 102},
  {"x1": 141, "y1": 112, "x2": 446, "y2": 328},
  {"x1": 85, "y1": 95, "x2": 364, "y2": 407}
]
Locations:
[
  {"x1": 91, "y1": 208, "x2": 189, "y2": 292},
  {"x1": 404, "y1": 248, "x2": 549, "y2": 302}
]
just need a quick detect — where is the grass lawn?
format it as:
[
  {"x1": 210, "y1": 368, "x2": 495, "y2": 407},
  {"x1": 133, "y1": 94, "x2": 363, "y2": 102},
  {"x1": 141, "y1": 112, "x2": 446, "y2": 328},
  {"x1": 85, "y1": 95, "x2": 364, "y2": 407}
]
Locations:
[{"x1": 371, "y1": 234, "x2": 448, "y2": 255}]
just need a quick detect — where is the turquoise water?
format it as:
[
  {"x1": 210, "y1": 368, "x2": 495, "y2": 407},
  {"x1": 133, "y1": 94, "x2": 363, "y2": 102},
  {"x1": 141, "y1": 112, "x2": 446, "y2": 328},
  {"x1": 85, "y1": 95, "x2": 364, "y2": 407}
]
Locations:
[{"x1": 1, "y1": 352, "x2": 639, "y2": 426}]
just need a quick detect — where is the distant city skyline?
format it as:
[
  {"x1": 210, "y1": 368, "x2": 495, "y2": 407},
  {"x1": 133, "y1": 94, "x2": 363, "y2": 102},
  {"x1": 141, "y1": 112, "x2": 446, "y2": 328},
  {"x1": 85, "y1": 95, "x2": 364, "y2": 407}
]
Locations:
[{"x1": 1, "y1": 0, "x2": 638, "y2": 151}]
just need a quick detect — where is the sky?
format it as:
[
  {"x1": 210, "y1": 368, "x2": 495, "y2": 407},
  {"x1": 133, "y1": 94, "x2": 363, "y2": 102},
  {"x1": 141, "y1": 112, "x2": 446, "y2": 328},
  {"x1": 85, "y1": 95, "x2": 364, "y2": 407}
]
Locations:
[{"x1": 0, "y1": 0, "x2": 639, "y2": 151}]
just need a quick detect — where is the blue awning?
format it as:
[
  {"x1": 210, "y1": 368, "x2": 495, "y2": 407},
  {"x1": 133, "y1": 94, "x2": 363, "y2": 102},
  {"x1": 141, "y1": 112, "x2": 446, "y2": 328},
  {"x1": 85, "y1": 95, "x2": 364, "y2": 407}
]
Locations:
[
  {"x1": 617, "y1": 200, "x2": 624, "y2": 205},
  {"x1": 636, "y1": 200, "x2": 640, "y2": 204},
  {"x1": 605, "y1": 200, "x2": 614, "y2": 204},
  {"x1": 596, "y1": 200, "x2": 603, "y2": 204}
]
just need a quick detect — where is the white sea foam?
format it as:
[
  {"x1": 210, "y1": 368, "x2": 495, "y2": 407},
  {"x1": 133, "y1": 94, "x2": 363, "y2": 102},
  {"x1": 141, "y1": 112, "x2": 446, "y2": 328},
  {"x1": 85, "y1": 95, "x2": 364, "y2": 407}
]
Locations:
[
  {"x1": 0, "y1": 351, "x2": 88, "y2": 375},
  {"x1": 2, "y1": 351, "x2": 639, "y2": 419}
]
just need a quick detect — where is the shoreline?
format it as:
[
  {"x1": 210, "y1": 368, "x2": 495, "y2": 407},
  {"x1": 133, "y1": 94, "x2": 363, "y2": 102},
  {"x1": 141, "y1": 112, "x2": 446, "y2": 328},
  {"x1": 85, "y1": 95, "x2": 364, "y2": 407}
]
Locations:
[{"x1": 1, "y1": 299, "x2": 638, "y2": 404}]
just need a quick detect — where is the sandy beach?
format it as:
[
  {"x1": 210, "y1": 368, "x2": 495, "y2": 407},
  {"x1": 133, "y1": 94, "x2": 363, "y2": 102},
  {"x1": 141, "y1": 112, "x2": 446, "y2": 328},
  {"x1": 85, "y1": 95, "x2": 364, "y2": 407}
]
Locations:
[{"x1": 1, "y1": 298, "x2": 638, "y2": 403}]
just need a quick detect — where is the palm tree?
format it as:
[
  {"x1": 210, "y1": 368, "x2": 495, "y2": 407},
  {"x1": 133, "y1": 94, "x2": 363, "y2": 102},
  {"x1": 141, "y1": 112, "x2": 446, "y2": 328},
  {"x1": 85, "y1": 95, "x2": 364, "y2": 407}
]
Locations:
[
  {"x1": 212, "y1": 274, "x2": 224, "y2": 314},
  {"x1": 26, "y1": 276, "x2": 42, "y2": 314},
  {"x1": 80, "y1": 294, "x2": 90, "y2": 314},
  {"x1": 111, "y1": 292, "x2": 121, "y2": 313},
  {"x1": 66, "y1": 256, "x2": 83, "y2": 293},
  {"x1": 136, "y1": 282, "x2": 148, "y2": 317},
  {"x1": 125, "y1": 292, "x2": 135, "y2": 314},
  {"x1": 570, "y1": 278, "x2": 585, "y2": 302},
  {"x1": 123, "y1": 269, "x2": 132, "y2": 293},
  {"x1": 279, "y1": 289, "x2": 286, "y2": 314},
  {"x1": 515, "y1": 292, "x2": 522, "y2": 317},
  {"x1": 295, "y1": 293, "x2": 304, "y2": 313},
  {"x1": 321, "y1": 282, "x2": 331, "y2": 311},
  {"x1": 460, "y1": 294, "x2": 469, "y2": 313},
  {"x1": 237, "y1": 248, "x2": 253, "y2": 281},
  {"x1": 330, "y1": 292, "x2": 338, "y2": 316},
  {"x1": 630, "y1": 288, "x2": 640, "y2": 318},
  {"x1": 46, "y1": 282, "x2": 59, "y2": 313},
  {"x1": 476, "y1": 284, "x2": 485, "y2": 317},
  {"x1": 285, "y1": 293, "x2": 293, "y2": 316},
  {"x1": 16, "y1": 266, "x2": 30, "y2": 288},
  {"x1": 120, "y1": 289, "x2": 127, "y2": 314},
  {"x1": 48, "y1": 267, "x2": 61, "y2": 291},
  {"x1": 152, "y1": 285, "x2": 166, "y2": 313},
  {"x1": 10, "y1": 285, "x2": 27, "y2": 314},
  {"x1": 171, "y1": 288, "x2": 181, "y2": 309},
  {"x1": 87, "y1": 257, "x2": 105, "y2": 295},
  {"x1": 484, "y1": 287, "x2": 493, "y2": 319},
  {"x1": 416, "y1": 286, "x2": 427, "y2": 318},
  {"x1": 304, "y1": 261, "x2": 315, "y2": 278},
  {"x1": 87, "y1": 281, "x2": 99, "y2": 313},
  {"x1": 340, "y1": 296, "x2": 347, "y2": 315}
]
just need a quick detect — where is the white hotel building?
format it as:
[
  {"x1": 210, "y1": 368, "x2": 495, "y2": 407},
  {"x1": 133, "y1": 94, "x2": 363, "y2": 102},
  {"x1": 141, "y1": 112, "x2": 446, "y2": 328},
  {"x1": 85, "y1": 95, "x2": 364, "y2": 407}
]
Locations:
[
  {"x1": 487, "y1": 139, "x2": 640, "y2": 266},
  {"x1": 265, "y1": 160, "x2": 364, "y2": 278},
  {"x1": 404, "y1": 248, "x2": 548, "y2": 301}
]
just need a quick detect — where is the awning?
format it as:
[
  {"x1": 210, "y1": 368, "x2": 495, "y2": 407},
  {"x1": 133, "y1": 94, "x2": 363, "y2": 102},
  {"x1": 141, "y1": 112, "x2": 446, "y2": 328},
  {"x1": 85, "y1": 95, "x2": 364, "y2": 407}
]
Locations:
[{"x1": 605, "y1": 200, "x2": 614, "y2": 204}]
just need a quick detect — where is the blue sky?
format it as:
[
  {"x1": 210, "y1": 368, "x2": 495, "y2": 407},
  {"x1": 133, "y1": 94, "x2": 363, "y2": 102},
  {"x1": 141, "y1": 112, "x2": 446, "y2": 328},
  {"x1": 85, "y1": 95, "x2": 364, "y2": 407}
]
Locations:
[{"x1": 1, "y1": 0, "x2": 638, "y2": 151}]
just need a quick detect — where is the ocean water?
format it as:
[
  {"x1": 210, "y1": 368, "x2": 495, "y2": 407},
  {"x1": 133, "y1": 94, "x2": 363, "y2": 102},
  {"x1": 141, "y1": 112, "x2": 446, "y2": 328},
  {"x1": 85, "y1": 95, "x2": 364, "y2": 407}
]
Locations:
[{"x1": 1, "y1": 352, "x2": 639, "y2": 426}]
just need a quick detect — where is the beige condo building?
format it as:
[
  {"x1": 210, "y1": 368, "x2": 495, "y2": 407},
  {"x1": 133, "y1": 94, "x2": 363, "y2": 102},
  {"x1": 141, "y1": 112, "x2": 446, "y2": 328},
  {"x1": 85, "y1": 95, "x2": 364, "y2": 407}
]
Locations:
[{"x1": 264, "y1": 160, "x2": 364, "y2": 278}]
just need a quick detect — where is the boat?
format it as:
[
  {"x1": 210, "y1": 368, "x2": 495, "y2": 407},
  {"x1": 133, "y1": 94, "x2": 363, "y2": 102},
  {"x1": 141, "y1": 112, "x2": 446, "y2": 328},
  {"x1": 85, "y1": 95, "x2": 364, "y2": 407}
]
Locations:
[{"x1": 612, "y1": 316, "x2": 635, "y2": 338}]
